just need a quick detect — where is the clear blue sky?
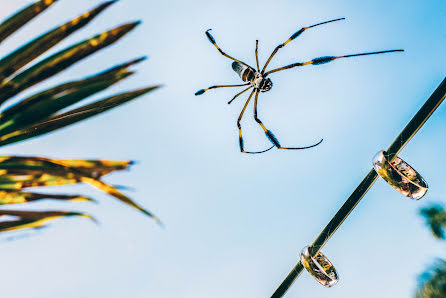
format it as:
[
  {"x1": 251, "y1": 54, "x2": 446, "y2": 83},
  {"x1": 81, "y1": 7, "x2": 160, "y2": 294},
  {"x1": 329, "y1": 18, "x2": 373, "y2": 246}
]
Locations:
[{"x1": 1, "y1": 0, "x2": 445, "y2": 297}]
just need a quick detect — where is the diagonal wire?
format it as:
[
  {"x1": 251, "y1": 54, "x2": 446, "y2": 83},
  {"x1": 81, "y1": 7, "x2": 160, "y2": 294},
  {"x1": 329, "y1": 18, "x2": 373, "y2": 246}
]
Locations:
[{"x1": 271, "y1": 77, "x2": 446, "y2": 298}]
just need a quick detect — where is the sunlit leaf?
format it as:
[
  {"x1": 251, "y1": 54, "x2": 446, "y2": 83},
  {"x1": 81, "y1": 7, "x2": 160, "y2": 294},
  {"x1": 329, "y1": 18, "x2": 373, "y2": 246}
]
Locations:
[
  {"x1": 0, "y1": 156, "x2": 161, "y2": 224},
  {"x1": 0, "y1": 156, "x2": 133, "y2": 183},
  {"x1": 0, "y1": 1, "x2": 116, "y2": 81},
  {"x1": 82, "y1": 176, "x2": 162, "y2": 225},
  {"x1": 0, "y1": 69, "x2": 133, "y2": 136},
  {"x1": 0, "y1": 21, "x2": 141, "y2": 105},
  {"x1": 0, "y1": 56, "x2": 145, "y2": 125},
  {"x1": 55, "y1": 159, "x2": 134, "y2": 176},
  {"x1": 0, "y1": 209, "x2": 95, "y2": 232},
  {"x1": 0, "y1": 0, "x2": 57, "y2": 44},
  {"x1": 0, "y1": 190, "x2": 93, "y2": 205},
  {"x1": 0, "y1": 0, "x2": 161, "y2": 233},
  {"x1": 0, "y1": 86, "x2": 160, "y2": 146},
  {"x1": 0, "y1": 173, "x2": 79, "y2": 190}
]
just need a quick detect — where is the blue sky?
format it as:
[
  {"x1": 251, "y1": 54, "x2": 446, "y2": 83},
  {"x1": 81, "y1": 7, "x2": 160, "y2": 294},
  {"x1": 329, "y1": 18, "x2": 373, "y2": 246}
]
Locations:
[{"x1": 0, "y1": 0, "x2": 445, "y2": 297}]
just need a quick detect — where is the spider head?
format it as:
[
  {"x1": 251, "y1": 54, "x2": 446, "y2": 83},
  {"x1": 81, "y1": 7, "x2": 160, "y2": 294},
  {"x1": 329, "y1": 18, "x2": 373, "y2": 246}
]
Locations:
[{"x1": 260, "y1": 78, "x2": 272, "y2": 92}]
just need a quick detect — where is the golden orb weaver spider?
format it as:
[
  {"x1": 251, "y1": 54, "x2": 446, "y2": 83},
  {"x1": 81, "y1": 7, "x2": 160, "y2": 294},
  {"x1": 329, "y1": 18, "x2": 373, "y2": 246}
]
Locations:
[{"x1": 195, "y1": 18, "x2": 403, "y2": 154}]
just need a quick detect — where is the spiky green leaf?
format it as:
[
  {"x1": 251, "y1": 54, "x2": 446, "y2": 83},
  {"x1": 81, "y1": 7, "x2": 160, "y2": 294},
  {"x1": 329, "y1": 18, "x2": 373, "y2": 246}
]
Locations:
[
  {"x1": 0, "y1": 70, "x2": 133, "y2": 136},
  {"x1": 0, "y1": 173, "x2": 79, "y2": 190},
  {"x1": 0, "y1": 21, "x2": 141, "y2": 105},
  {"x1": 0, "y1": 156, "x2": 160, "y2": 224},
  {"x1": 0, "y1": 0, "x2": 57, "y2": 44},
  {"x1": 0, "y1": 86, "x2": 159, "y2": 146},
  {"x1": 0, "y1": 1, "x2": 161, "y2": 231},
  {"x1": 0, "y1": 209, "x2": 95, "y2": 232},
  {"x1": 0, "y1": 1, "x2": 116, "y2": 81},
  {"x1": 0, "y1": 57, "x2": 145, "y2": 132},
  {"x1": 0, "y1": 191, "x2": 93, "y2": 205},
  {"x1": 0, "y1": 156, "x2": 133, "y2": 181}
]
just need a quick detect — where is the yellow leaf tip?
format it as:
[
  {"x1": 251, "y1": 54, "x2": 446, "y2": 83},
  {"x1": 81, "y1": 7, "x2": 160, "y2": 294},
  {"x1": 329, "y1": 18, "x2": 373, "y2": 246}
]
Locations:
[
  {"x1": 44, "y1": 0, "x2": 58, "y2": 5},
  {"x1": 77, "y1": 213, "x2": 98, "y2": 224},
  {"x1": 70, "y1": 196, "x2": 96, "y2": 203}
]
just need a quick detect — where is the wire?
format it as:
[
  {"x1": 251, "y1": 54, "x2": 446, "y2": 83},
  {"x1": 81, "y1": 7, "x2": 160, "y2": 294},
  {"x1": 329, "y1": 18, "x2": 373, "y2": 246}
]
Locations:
[{"x1": 271, "y1": 77, "x2": 446, "y2": 298}]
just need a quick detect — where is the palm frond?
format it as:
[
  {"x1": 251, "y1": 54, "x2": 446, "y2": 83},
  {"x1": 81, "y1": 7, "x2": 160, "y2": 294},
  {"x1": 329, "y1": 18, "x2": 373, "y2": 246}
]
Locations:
[
  {"x1": 0, "y1": 209, "x2": 95, "y2": 232},
  {"x1": 0, "y1": 0, "x2": 57, "y2": 44},
  {"x1": 0, "y1": 57, "x2": 146, "y2": 136},
  {"x1": 0, "y1": 156, "x2": 161, "y2": 224},
  {"x1": 0, "y1": 86, "x2": 159, "y2": 146},
  {"x1": 0, "y1": 1, "x2": 116, "y2": 81},
  {"x1": 0, "y1": 156, "x2": 132, "y2": 181},
  {"x1": 0, "y1": 21, "x2": 141, "y2": 105},
  {"x1": 0, "y1": 191, "x2": 93, "y2": 205},
  {"x1": 0, "y1": 173, "x2": 79, "y2": 190},
  {"x1": 0, "y1": 0, "x2": 160, "y2": 234}
]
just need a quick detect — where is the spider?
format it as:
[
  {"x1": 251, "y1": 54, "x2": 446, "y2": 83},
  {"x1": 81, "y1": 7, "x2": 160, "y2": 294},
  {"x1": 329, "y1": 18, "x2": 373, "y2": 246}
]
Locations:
[{"x1": 195, "y1": 18, "x2": 403, "y2": 154}]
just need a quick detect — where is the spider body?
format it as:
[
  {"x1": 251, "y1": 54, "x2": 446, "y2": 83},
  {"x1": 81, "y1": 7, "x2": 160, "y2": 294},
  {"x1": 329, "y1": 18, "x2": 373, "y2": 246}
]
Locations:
[
  {"x1": 232, "y1": 62, "x2": 272, "y2": 92},
  {"x1": 195, "y1": 18, "x2": 404, "y2": 154}
]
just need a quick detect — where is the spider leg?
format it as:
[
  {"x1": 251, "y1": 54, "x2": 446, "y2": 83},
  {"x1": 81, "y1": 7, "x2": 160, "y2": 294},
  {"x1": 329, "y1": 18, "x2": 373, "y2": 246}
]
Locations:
[
  {"x1": 253, "y1": 91, "x2": 323, "y2": 150},
  {"x1": 264, "y1": 49, "x2": 404, "y2": 76},
  {"x1": 255, "y1": 40, "x2": 260, "y2": 72},
  {"x1": 195, "y1": 83, "x2": 249, "y2": 96},
  {"x1": 228, "y1": 86, "x2": 252, "y2": 104},
  {"x1": 261, "y1": 18, "x2": 345, "y2": 74},
  {"x1": 205, "y1": 29, "x2": 253, "y2": 69},
  {"x1": 237, "y1": 89, "x2": 274, "y2": 154}
]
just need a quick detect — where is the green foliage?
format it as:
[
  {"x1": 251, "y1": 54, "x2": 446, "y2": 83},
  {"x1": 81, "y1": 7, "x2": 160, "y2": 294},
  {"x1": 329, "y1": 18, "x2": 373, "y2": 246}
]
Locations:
[
  {"x1": 416, "y1": 259, "x2": 446, "y2": 298},
  {"x1": 0, "y1": 0, "x2": 160, "y2": 232},
  {"x1": 417, "y1": 205, "x2": 446, "y2": 297},
  {"x1": 420, "y1": 205, "x2": 446, "y2": 240},
  {"x1": 0, "y1": 209, "x2": 96, "y2": 232},
  {"x1": 0, "y1": 0, "x2": 57, "y2": 44}
]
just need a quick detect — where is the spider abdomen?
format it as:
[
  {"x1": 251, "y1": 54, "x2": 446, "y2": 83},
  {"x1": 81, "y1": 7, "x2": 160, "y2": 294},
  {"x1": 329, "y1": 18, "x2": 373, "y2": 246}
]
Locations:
[
  {"x1": 232, "y1": 62, "x2": 272, "y2": 92},
  {"x1": 232, "y1": 62, "x2": 255, "y2": 82}
]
